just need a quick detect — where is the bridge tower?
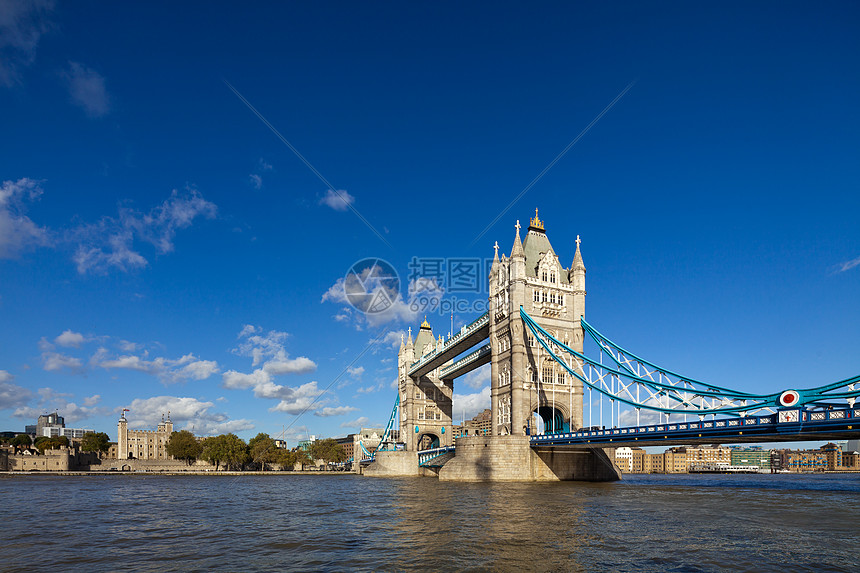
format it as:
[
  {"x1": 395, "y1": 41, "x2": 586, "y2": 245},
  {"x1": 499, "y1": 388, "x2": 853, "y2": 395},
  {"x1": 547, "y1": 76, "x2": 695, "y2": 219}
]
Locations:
[
  {"x1": 397, "y1": 320, "x2": 454, "y2": 451},
  {"x1": 489, "y1": 209, "x2": 585, "y2": 436}
]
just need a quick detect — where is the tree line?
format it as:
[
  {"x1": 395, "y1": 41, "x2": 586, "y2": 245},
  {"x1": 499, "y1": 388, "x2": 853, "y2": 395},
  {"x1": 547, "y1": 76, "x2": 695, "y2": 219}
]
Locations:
[
  {"x1": 166, "y1": 431, "x2": 349, "y2": 471},
  {"x1": 2, "y1": 432, "x2": 111, "y2": 454}
]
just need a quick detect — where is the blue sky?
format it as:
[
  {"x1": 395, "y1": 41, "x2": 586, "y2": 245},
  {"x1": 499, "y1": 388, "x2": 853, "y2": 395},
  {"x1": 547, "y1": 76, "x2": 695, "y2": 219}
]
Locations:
[{"x1": 1, "y1": 2, "x2": 858, "y2": 448}]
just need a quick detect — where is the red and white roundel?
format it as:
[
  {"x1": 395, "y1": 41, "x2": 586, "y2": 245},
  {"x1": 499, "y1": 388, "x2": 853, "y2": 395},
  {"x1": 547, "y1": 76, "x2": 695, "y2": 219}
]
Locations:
[{"x1": 779, "y1": 390, "x2": 800, "y2": 407}]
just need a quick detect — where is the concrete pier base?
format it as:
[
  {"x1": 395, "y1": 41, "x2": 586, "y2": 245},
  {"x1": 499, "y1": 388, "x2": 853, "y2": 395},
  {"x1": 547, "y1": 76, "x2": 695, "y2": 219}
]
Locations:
[
  {"x1": 438, "y1": 436, "x2": 621, "y2": 482},
  {"x1": 363, "y1": 451, "x2": 423, "y2": 477}
]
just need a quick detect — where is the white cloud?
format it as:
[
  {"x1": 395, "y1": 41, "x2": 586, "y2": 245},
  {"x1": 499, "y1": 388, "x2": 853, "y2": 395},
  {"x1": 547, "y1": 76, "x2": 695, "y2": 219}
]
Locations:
[
  {"x1": 97, "y1": 352, "x2": 219, "y2": 384},
  {"x1": 269, "y1": 381, "x2": 325, "y2": 415},
  {"x1": 62, "y1": 61, "x2": 110, "y2": 118},
  {"x1": 341, "y1": 416, "x2": 370, "y2": 429},
  {"x1": 249, "y1": 174, "x2": 262, "y2": 189},
  {"x1": 224, "y1": 324, "x2": 317, "y2": 403},
  {"x1": 314, "y1": 406, "x2": 358, "y2": 417},
  {"x1": 452, "y1": 386, "x2": 491, "y2": 421},
  {"x1": 355, "y1": 383, "x2": 384, "y2": 394},
  {"x1": 323, "y1": 276, "x2": 442, "y2": 329},
  {"x1": 13, "y1": 386, "x2": 108, "y2": 423},
  {"x1": 0, "y1": 377, "x2": 32, "y2": 410},
  {"x1": 0, "y1": 0, "x2": 54, "y2": 87},
  {"x1": 0, "y1": 177, "x2": 49, "y2": 258},
  {"x1": 258, "y1": 159, "x2": 272, "y2": 171},
  {"x1": 836, "y1": 255, "x2": 860, "y2": 274},
  {"x1": 71, "y1": 187, "x2": 217, "y2": 274},
  {"x1": 460, "y1": 363, "x2": 490, "y2": 390},
  {"x1": 54, "y1": 329, "x2": 85, "y2": 348},
  {"x1": 83, "y1": 394, "x2": 100, "y2": 407},
  {"x1": 42, "y1": 351, "x2": 83, "y2": 373},
  {"x1": 347, "y1": 366, "x2": 364, "y2": 378},
  {"x1": 122, "y1": 395, "x2": 254, "y2": 436},
  {"x1": 319, "y1": 188, "x2": 355, "y2": 211}
]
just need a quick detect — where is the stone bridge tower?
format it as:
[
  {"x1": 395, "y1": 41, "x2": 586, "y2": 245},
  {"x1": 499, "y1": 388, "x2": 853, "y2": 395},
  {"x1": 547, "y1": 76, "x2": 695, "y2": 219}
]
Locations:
[
  {"x1": 489, "y1": 209, "x2": 585, "y2": 436},
  {"x1": 397, "y1": 319, "x2": 454, "y2": 451}
]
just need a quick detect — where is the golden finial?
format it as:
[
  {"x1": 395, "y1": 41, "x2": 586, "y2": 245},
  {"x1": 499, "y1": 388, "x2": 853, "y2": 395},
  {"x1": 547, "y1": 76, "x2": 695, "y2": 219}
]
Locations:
[
  {"x1": 529, "y1": 208, "x2": 544, "y2": 231},
  {"x1": 421, "y1": 315, "x2": 431, "y2": 329}
]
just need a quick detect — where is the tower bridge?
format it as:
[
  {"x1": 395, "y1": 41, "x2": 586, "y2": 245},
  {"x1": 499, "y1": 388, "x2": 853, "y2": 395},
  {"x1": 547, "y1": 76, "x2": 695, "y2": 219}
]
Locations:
[{"x1": 362, "y1": 210, "x2": 860, "y2": 481}]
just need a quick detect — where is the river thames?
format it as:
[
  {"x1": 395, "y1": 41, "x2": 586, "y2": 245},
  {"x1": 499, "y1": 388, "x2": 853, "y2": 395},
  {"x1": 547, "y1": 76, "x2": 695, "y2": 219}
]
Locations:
[{"x1": 2, "y1": 472, "x2": 858, "y2": 572}]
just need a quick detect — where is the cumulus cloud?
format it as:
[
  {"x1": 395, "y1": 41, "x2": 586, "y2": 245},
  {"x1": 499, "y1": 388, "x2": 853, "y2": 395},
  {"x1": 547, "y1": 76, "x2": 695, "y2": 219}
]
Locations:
[
  {"x1": 314, "y1": 406, "x2": 358, "y2": 417},
  {"x1": 122, "y1": 395, "x2": 253, "y2": 436},
  {"x1": 0, "y1": 0, "x2": 54, "y2": 87},
  {"x1": 340, "y1": 416, "x2": 370, "y2": 429},
  {"x1": 41, "y1": 346, "x2": 84, "y2": 373},
  {"x1": 97, "y1": 352, "x2": 219, "y2": 384},
  {"x1": 452, "y1": 386, "x2": 491, "y2": 421},
  {"x1": 347, "y1": 366, "x2": 364, "y2": 378},
  {"x1": 54, "y1": 329, "x2": 86, "y2": 348},
  {"x1": 0, "y1": 177, "x2": 50, "y2": 258},
  {"x1": 0, "y1": 376, "x2": 32, "y2": 410},
  {"x1": 83, "y1": 394, "x2": 100, "y2": 407},
  {"x1": 71, "y1": 187, "x2": 217, "y2": 274},
  {"x1": 13, "y1": 386, "x2": 108, "y2": 423},
  {"x1": 319, "y1": 188, "x2": 355, "y2": 211},
  {"x1": 223, "y1": 324, "x2": 318, "y2": 407},
  {"x1": 355, "y1": 383, "x2": 384, "y2": 394},
  {"x1": 460, "y1": 363, "x2": 490, "y2": 390},
  {"x1": 323, "y1": 276, "x2": 440, "y2": 329},
  {"x1": 62, "y1": 61, "x2": 110, "y2": 117}
]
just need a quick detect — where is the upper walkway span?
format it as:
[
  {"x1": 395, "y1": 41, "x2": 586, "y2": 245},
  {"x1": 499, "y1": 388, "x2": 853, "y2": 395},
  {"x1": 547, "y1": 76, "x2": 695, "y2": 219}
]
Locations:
[{"x1": 408, "y1": 312, "x2": 489, "y2": 377}]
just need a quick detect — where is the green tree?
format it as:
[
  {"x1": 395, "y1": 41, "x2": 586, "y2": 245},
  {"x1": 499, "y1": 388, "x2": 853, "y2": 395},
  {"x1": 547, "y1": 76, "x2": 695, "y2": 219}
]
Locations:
[
  {"x1": 10, "y1": 434, "x2": 32, "y2": 449},
  {"x1": 248, "y1": 433, "x2": 278, "y2": 471},
  {"x1": 276, "y1": 448, "x2": 297, "y2": 470},
  {"x1": 80, "y1": 432, "x2": 111, "y2": 454},
  {"x1": 200, "y1": 436, "x2": 225, "y2": 470},
  {"x1": 309, "y1": 438, "x2": 347, "y2": 466},
  {"x1": 201, "y1": 434, "x2": 249, "y2": 471},
  {"x1": 166, "y1": 430, "x2": 202, "y2": 465},
  {"x1": 34, "y1": 435, "x2": 69, "y2": 453}
]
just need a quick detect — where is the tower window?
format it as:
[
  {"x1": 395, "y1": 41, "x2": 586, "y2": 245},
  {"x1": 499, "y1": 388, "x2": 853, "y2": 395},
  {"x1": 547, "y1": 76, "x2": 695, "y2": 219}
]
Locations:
[
  {"x1": 550, "y1": 273, "x2": 556, "y2": 283},
  {"x1": 542, "y1": 271, "x2": 548, "y2": 281},
  {"x1": 558, "y1": 294, "x2": 563, "y2": 306},
  {"x1": 534, "y1": 290, "x2": 540, "y2": 302},
  {"x1": 542, "y1": 291, "x2": 547, "y2": 302}
]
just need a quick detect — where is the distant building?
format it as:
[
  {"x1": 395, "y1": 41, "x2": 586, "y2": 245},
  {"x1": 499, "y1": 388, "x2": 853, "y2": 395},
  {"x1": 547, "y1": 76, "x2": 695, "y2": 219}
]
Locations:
[
  {"x1": 844, "y1": 439, "x2": 860, "y2": 454},
  {"x1": 786, "y1": 449, "x2": 827, "y2": 472},
  {"x1": 455, "y1": 409, "x2": 493, "y2": 438},
  {"x1": 614, "y1": 447, "x2": 634, "y2": 472},
  {"x1": 117, "y1": 412, "x2": 173, "y2": 460},
  {"x1": 25, "y1": 412, "x2": 64, "y2": 436},
  {"x1": 731, "y1": 447, "x2": 771, "y2": 471},
  {"x1": 24, "y1": 413, "x2": 92, "y2": 441}
]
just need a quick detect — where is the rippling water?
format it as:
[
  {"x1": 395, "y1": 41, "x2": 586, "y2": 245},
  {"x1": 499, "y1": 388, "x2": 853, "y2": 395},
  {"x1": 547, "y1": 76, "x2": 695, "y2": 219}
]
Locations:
[{"x1": 2, "y1": 472, "x2": 858, "y2": 572}]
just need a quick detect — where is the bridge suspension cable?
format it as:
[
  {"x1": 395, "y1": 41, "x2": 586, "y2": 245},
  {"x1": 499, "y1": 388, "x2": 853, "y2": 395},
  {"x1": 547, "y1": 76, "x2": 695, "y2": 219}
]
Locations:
[{"x1": 520, "y1": 307, "x2": 860, "y2": 425}]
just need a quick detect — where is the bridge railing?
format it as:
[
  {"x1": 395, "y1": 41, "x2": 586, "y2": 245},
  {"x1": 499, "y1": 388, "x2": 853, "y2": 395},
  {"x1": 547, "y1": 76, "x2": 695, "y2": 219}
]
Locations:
[
  {"x1": 529, "y1": 405, "x2": 860, "y2": 446},
  {"x1": 439, "y1": 343, "x2": 491, "y2": 378},
  {"x1": 418, "y1": 445, "x2": 455, "y2": 466},
  {"x1": 408, "y1": 312, "x2": 489, "y2": 373}
]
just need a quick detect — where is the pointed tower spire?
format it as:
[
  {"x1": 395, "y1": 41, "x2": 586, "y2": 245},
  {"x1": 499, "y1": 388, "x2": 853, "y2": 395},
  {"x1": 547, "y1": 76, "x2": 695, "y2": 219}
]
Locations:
[
  {"x1": 511, "y1": 219, "x2": 524, "y2": 259},
  {"x1": 406, "y1": 327, "x2": 413, "y2": 347},
  {"x1": 572, "y1": 234, "x2": 585, "y2": 271},
  {"x1": 399, "y1": 333, "x2": 405, "y2": 352}
]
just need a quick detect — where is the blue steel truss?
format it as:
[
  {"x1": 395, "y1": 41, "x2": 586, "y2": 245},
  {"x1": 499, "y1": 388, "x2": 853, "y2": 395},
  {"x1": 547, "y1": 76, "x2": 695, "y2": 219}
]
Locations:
[{"x1": 520, "y1": 307, "x2": 860, "y2": 423}]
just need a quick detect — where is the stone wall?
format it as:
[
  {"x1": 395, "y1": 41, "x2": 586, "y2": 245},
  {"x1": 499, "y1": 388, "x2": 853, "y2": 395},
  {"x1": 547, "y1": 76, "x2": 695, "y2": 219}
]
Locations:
[
  {"x1": 362, "y1": 450, "x2": 422, "y2": 477},
  {"x1": 438, "y1": 436, "x2": 621, "y2": 481},
  {"x1": 94, "y1": 458, "x2": 217, "y2": 472}
]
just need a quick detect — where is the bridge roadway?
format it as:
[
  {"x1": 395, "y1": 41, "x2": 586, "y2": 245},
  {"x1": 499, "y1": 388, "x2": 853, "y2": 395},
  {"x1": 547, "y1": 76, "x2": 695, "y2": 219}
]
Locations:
[
  {"x1": 414, "y1": 406, "x2": 860, "y2": 467},
  {"x1": 408, "y1": 312, "x2": 490, "y2": 377},
  {"x1": 529, "y1": 406, "x2": 860, "y2": 449}
]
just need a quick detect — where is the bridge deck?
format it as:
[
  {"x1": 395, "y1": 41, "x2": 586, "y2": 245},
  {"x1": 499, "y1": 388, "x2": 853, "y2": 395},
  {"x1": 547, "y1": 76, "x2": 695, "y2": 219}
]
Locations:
[
  {"x1": 408, "y1": 313, "x2": 489, "y2": 377},
  {"x1": 529, "y1": 406, "x2": 860, "y2": 449}
]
